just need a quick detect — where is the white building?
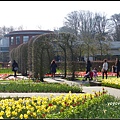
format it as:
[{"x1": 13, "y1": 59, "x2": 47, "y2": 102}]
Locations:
[{"x1": 108, "y1": 41, "x2": 120, "y2": 55}]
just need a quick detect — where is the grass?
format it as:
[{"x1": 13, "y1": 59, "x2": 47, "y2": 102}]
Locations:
[{"x1": 0, "y1": 68, "x2": 13, "y2": 74}]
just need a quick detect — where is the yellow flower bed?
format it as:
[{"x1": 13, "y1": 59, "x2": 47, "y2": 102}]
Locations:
[
  {"x1": 102, "y1": 78, "x2": 120, "y2": 86},
  {"x1": 0, "y1": 89, "x2": 107, "y2": 119}
]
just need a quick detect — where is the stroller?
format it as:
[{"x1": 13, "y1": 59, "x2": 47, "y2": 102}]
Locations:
[{"x1": 82, "y1": 71, "x2": 93, "y2": 81}]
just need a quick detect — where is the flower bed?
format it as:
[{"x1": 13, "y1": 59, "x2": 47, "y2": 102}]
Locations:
[
  {"x1": 102, "y1": 78, "x2": 120, "y2": 89},
  {"x1": 0, "y1": 88, "x2": 110, "y2": 119},
  {"x1": 0, "y1": 73, "x2": 9, "y2": 79},
  {"x1": 0, "y1": 81, "x2": 82, "y2": 93},
  {"x1": 45, "y1": 72, "x2": 117, "y2": 78}
]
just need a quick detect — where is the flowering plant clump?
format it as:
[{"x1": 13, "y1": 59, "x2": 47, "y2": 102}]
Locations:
[
  {"x1": 0, "y1": 88, "x2": 108, "y2": 119},
  {"x1": 102, "y1": 78, "x2": 120, "y2": 89}
]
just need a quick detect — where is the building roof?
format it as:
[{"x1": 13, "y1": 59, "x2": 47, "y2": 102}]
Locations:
[{"x1": 4, "y1": 30, "x2": 54, "y2": 37}]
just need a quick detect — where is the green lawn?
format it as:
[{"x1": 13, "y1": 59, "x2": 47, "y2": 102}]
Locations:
[{"x1": 0, "y1": 68, "x2": 13, "y2": 74}]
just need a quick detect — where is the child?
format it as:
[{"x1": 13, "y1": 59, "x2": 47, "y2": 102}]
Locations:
[
  {"x1": 83, "y1": 70, "x2": 93, "y2": 81},
  {"x1": 92, "y1": 67, "x2": 98, "y2": 81}
]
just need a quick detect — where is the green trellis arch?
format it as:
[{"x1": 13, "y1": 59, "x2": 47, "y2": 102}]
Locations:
[{"x1": 10, "y1": 32, "x2": 78, "y2": 81}]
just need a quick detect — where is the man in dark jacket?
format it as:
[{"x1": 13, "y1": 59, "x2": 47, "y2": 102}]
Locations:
[
  {"x1": 50, "y1": 59, "x2": 57, "y2": 78},
  {"x1": 86, "y1": 58, "x2": 92, "y2": 74},
  {"x1": 115, "y1": 58, "x2": 120, "y2": 78}
]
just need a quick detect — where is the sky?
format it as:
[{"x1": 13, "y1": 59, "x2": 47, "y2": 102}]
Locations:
[{"x1": 0, "y1": 1, "x2": 120, "y2": 31}]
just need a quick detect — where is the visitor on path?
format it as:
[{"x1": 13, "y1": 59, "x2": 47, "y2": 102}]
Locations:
[
  {"x1": 83, "y1": 70, "x2": 93, "y2": 81},
  {"x1": 92, "y1": 67, "x2": 98, "y2": 81},
  {"x1": 12, "y1": 60, "x2": 18, "y2": 77},
  {"x1": 86, "y1": 58, "x2": 92, "y2": 74},
  {"x1": 115, "y1": 57, "x2": 120, "y2": 78},
  {"x1": 102, "y1": 59, "x2": 108, "y2": 79},
  {"x1": 50, "y1": 59, "x2": 57, "y2": 78}
]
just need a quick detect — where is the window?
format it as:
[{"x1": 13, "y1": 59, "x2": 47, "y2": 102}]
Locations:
[
  {"x1": 16, "y1": 36, "x2": 20, "y2": 45},
  {"x1": 0, "y1": 37, "x2": 9, "y2": 46},
  {"x1": 0, "y1": 38, "x2": 3, "y2": 45},
  {"x1": 23, "y1": 36, "x2": 29, "y2": 43},
  {"x1": 10, "y1": 37, "x2": 14, "y2": 45},
  {"x1": 0, "y1": 47, "x2": 9, "y2": 52},
  {"x1": 32, "y1": 36, "x2": 35, "y2": 38}
]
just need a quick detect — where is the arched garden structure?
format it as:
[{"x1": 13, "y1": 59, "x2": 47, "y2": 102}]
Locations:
[{"x1": 10, "y1": 32, "x2": 78, "y2": 81}]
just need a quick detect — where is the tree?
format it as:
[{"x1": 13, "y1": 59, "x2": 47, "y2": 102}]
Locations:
[
  {"x1": 93, "y1": 13, "x2": 111, "y2": 60},
  {"x1": 58, "y1": 32, "x2": 78, "y2": 80},
  {"x1": 37, "y1": 25, "x2": 42, "y2": 30},
  {"x1": 111, "y1": 13, "x2": 120, "y2": 41},
  {"x1": 17, "y1": 25, "x2": 24, "y2": 30},
  {"x1": 58, "y1": 26, "x2": 75, "y2": 34},
  {"x1": 0, "y1": 25, "x2": 25, "y2": 37},
  {"x1": 77, "y1": 10, "x2": 97, "y2": 59},
  {"x1": 63, "y1": 10, "x2": 111, "y2": 60},
  {"x1": 64, "y1": 11, "x2": 79, "y2": 36}
]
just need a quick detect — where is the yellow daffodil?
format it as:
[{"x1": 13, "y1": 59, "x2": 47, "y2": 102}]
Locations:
[
  {"x1": 24, "y1": 114, "x2": 28, "y2": 119},
  {"x1": 19, "y1": 114, "x2": 23, "y2": 119}
]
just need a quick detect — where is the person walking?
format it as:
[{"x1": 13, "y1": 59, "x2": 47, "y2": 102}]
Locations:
[
  {"x1": 50, "y1": 59, "x2": 57, "y2": 78},
  {"x1": 115, "y1": 58, "x2": 120, "y2": 78},
  {"x1": 102, "y1": 59, "x2": 108, "y2": 79},
  {"x1": 86, "y1": 58, "x2": 92, "y2": 74},
  {"x1": 12, "y1": 60, "x2": 18, "y2": 77}
]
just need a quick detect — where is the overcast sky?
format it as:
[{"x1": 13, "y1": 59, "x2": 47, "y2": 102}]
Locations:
[{"x1": 0, "y1": 1, "x2": 120, "y2": 30}]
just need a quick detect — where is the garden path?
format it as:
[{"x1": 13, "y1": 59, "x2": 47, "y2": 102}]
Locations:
[{"x1": 43, "y1": 77, "x2": 120, "y2": 99}]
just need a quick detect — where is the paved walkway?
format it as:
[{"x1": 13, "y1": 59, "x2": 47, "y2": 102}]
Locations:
[
  {"x1": 43, "y1": 77, "x2": 120, "y2": 98},
  {"x1": 0, "y1": 76, "x2": 120, "y2": 99}
]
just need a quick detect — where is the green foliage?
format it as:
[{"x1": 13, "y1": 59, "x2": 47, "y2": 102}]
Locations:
[
  {"x1": 0, "y1": 80, "x2": 82, "y2": 93},
  {"x1": 46, "y1": 94, "x2": 120, "y2": 118}
]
